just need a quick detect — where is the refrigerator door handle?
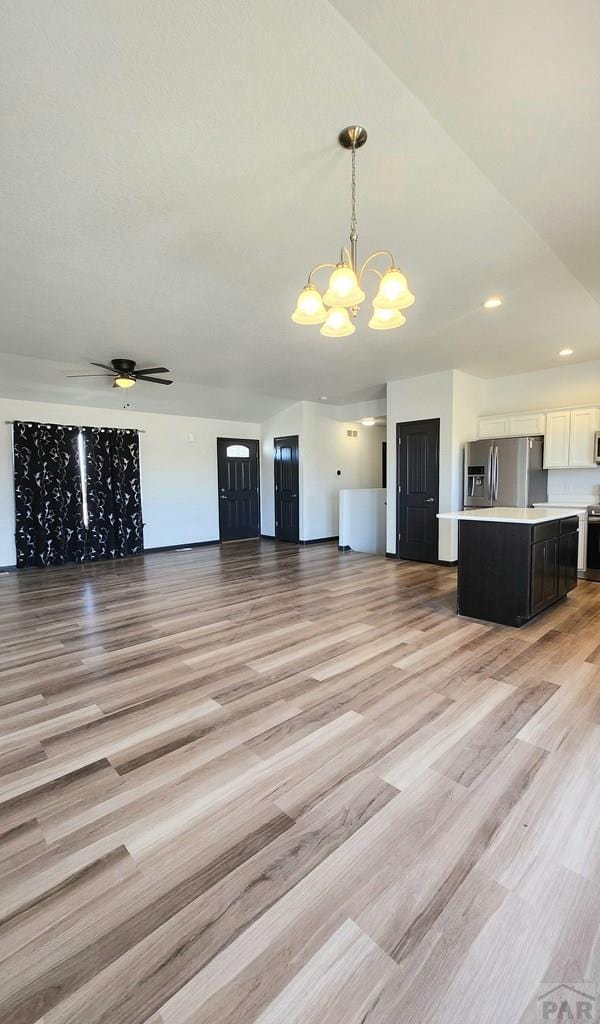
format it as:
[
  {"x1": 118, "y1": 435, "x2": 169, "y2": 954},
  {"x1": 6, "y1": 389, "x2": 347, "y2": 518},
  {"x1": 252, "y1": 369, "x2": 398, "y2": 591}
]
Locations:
[
  {"x1": 493, "y1": 445, "x2": 499, "y2": 501},
  {"x1": 487, "y1": 445, "x2": 494, "y2": 501}
]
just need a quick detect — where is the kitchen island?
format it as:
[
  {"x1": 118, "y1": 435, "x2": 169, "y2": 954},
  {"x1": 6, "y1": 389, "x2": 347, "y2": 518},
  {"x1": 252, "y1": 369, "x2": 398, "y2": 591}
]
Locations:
[{"x1": 438, "y1": 507, "x2": 579, "y2": 627}]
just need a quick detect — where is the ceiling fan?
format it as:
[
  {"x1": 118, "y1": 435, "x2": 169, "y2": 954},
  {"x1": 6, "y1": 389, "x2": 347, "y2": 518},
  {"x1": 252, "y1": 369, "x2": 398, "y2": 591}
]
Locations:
[{"x1": 67, "y1": 358, "x2": 173, "y2": 389}]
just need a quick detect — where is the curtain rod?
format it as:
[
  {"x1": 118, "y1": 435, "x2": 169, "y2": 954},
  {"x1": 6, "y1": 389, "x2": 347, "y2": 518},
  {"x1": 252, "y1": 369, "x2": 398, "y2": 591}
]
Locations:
[{"x1": 4, "y1": 420, "x2": 146, "y2": 433}]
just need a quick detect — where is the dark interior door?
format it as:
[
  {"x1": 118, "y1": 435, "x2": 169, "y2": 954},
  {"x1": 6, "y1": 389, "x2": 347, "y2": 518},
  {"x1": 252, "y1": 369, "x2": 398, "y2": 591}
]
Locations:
[
  {"x1": 397, "y1": 418, "x2": 440, "y2": 563},
  {"x1": 274, "y1": 435, "x2": 299, "y2": 542},
  {"x1": 217, "y1": 438, "x2": 260, "y2": 541}
]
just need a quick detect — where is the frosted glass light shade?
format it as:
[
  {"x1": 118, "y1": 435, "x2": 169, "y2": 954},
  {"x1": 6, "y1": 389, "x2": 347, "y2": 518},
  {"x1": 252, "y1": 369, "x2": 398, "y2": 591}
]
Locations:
[
  {"x1": 114, "y1": 375, "x2": 136, "y2": 388},
  {"x1": 291, "y1": 285, "x2": 327, "y2": 324},
  {"x1": 323, "y1": 265, "x2": 366, "y2": 308},
  {"x1": 320, "y1": 306, "x2": 356, "y2": 338},
  {"x1": 373, "y1": 268, "x2": 415, "y2": 310},
  {"x1": 368, "y1": 306, "x2": 407, "y2": 330}
]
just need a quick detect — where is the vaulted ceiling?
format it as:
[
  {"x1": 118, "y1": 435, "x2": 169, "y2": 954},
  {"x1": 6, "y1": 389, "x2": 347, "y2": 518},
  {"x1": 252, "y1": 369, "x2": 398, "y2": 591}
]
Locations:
[{"x1": 1, "y1": 0, "x2": 599, "y2": 418}]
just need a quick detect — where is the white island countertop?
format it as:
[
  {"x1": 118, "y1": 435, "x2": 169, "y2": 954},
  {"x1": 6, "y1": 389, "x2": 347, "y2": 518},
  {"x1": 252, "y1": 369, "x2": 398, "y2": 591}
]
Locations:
[{"x1": 437, "y1": 507, "x2": 582, "y2": 525}]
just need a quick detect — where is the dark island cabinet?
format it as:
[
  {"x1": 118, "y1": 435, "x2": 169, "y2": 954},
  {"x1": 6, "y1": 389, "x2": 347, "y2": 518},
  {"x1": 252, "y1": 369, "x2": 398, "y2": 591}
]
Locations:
[
  {"x1": 457, "y1": 515, "x2": 578, "y2": 627},
  {"x1": 530, "y1": 533, "x2": 559, "y2": 617},
  {"x1": 558, "y1": 517, "x2": 579, "y2": 596}
]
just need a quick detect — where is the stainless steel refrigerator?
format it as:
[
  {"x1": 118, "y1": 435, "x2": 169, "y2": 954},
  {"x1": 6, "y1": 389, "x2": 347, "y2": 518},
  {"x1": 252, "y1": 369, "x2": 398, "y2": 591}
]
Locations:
[{"x1": 463, "y1": 435, "x2": 548, "y2": 509}]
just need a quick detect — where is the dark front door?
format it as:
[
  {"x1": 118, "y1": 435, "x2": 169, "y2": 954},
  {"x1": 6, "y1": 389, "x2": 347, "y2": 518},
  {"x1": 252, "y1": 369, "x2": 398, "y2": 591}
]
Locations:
[
  {"x1": 274, "y1": 435, "x2": 299, "y2": 542},
  {"x1": 217, "y1": 438, "x2": 260, "y2": 541},
  {"x1": 396, "y1": 418, "x2": 440, "y2": 563}
]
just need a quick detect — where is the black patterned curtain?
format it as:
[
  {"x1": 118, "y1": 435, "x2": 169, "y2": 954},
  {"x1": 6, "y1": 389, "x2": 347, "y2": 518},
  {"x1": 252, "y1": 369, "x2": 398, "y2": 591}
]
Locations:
[
  {"x1": 13, "y1": 421, "x2": 86, "y2": 567},
  {"x1": 83, "y1": 427, "x2": 144, "y2": 560}
]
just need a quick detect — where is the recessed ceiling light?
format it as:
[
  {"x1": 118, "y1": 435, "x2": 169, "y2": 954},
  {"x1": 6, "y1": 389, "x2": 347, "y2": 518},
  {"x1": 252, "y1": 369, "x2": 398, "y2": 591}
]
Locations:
[
  {"x1": 320, "y1": 395, "x2": 328, "y2": 400},
  {"x1": 483, "y1": 296, "x2": 503, "y2": 309},
  {"x1": 559, "y1": 348, "x2": 574, "y2": 356},
  {"x1": 361, "y1": 417, "x2": 376, "y2": 426}
]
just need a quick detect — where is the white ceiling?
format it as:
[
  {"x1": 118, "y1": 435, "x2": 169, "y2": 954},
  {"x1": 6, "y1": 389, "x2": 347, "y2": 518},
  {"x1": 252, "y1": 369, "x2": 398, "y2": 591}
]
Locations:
[{"x1": 1, "y1": 0, "x2": 599, "y2": 419}]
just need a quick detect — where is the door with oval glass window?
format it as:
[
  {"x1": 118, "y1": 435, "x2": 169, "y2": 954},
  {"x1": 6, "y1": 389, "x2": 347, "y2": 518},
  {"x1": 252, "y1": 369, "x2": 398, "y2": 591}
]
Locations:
[{"x1": 216, "y1": 438, "x2": 260, "y2": 541}]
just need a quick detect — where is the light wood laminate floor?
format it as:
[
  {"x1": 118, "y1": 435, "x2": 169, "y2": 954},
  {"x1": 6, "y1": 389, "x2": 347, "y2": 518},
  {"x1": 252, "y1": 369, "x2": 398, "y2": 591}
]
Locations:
[{"x1": 1, "y1": 540, "x2": 600, "y2": 1024}]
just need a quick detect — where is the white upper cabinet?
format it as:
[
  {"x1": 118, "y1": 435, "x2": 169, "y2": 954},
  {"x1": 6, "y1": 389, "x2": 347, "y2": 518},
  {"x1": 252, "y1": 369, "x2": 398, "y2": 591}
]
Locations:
[
  {"x1": 478, "y1": 412, "x2": 546, "y2": 439},
  {"x1": 478, "y1": 416, "x2": 510, "y2": 439},
  {"x1": 477, "y1": 406, "x2": 599, "y2": 468},
  {"x1": 508, "y1": 412, "x2": 546, "y2": 436},
  {"x1": 569, "y1": 407, "x2": 600, "y2": 467},
  {"x1": 544, "y1": 411, "x2": 572, "y2": 468},
  {"x1": 543, "y1": 407, "x2": 600, "y2": 468}
]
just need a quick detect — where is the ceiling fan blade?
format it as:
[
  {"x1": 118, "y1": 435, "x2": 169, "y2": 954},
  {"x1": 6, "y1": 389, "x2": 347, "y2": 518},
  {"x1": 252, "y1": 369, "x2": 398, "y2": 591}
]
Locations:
[
  {"x1": 136, "y1": 375, "x2": 173, "y2": 385},
  {"x1": 66, "y1": 373, "x2": 112, "y2": 378},
  {"x1": 90, "y1": 362, "x2": 115, "y2": 372},
  {"x1": 135, "y1": 366, "x2": 170, "y2": 375}
]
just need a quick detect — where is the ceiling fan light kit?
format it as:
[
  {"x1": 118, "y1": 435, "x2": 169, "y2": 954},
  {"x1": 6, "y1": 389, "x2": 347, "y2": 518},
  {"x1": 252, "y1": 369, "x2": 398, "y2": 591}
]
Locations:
[{"x1": 291, "y1": 126, "x2": 415, "y2": 338}]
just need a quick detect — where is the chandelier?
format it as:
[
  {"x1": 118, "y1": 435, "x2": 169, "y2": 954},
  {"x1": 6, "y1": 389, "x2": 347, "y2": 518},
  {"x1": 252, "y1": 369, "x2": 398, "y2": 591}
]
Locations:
[{"x1": 291, "y1": 126, "x2": 415, "y2": 338}]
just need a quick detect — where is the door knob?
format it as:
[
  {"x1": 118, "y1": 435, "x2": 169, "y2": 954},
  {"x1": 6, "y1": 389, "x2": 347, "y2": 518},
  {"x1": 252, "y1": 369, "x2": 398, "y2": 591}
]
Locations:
[{"x1": 425, "y1": 497, "x2": 436, "y2": 503}]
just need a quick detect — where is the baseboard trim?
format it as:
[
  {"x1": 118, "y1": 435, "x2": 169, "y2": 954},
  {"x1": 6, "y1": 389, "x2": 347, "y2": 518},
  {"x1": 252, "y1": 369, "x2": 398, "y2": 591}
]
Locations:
[
  {"x1": 260, "y1": 534, "x2": 338, "y2": 546},
  {"x1": 144, "y1": 540, "x2": 220, "y2": 554},
  {"x1": 299, "y1": 536, "x2": 338, "y2": 546},
  {"x1": 0, "y1": 539, "x2": 222, "y2": 572},
  {"x1": 385, "y1": 552, "x2": 458, "y2": 567}
]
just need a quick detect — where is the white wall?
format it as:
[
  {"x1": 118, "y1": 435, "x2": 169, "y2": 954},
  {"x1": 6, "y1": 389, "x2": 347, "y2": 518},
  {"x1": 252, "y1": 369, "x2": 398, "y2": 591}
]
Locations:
[
  {"x1": 260, "y1": 402, "x2": 304, "y2": 538},
  {"x1": 336, "y1": 397, "x2": 386, "y2": 421},
  {"x1": 302, "y1": 403, "x2": 386, "y2": 540},
  {"x1": 386, "y1": 369, "x2": 484, "y2": 561},
  {"x1": 260, "y1": 401, "x2": 386, "y2": 541},
  {"x1": 339, "y1": 488, "x2": 386, "y2": 554},
  {"x1": 387, "y1": 370, "x2": 454, "y2": 559},
  {"x1": 483, "y1": 358, "x2": 600, "y2": 414},
  {"x1": 547, "y1": 468, "x2": 600, "y2": 503},
  {"x1": 0, "y1": 397, "x2": 259, "y2": 566},
  {"x1": 450, "y1": 370, "x2": 485, "y2": 558},
  {"x1": 1, "y1": 395, "x2": 388, "y2": 564}
]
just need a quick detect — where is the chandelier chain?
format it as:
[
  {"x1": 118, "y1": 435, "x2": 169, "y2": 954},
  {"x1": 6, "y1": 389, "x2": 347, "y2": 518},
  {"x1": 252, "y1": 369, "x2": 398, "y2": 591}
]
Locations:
[{"x1": 350, "y1": 143, "x2": 357, "y2": 237}]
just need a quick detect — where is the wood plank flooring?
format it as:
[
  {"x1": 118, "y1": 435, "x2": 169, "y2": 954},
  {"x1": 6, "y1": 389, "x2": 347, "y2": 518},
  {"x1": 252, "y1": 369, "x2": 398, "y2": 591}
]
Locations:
[{"x1": 1, "y1": 540, "x2": 600, "y2": 1023}]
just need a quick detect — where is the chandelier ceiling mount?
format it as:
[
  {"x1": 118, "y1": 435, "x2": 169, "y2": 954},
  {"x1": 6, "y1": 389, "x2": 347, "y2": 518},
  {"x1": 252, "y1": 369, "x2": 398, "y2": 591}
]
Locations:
[{"x1": 338, "y1": 125, "x2": 368, "y2": 150}]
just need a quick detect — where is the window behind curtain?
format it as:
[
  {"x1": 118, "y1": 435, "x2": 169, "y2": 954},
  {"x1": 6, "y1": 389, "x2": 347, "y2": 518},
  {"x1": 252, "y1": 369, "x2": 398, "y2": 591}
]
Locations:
[
  {"x1": 12, "y1": 421, "x2": 144, "y2": 567},
  {"x1": 13, "y1": 421, "x2": 86, "y2": 567},
  {"x1": 83, "y1": 427, "x2": 144, "y2": 560}
]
